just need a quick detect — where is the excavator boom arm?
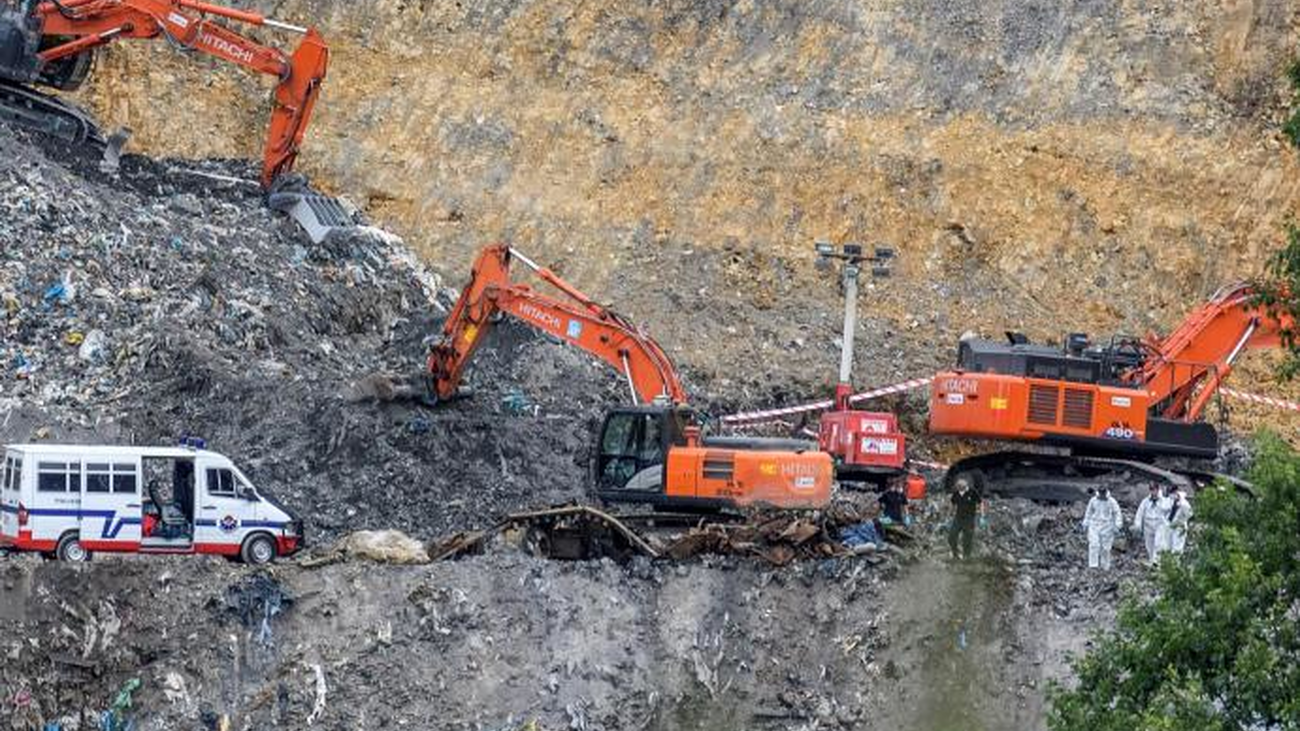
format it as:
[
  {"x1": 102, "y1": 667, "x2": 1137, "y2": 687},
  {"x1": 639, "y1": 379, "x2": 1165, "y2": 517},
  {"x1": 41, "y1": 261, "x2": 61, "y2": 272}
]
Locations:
[
  {"x1": 428, "y1": 245, "x2": 688, "y2": 406},
  {"x1": 1137, "y1": 283, "x2": 1292, "y2": 420},
  {"x1": 31, "y1": 0, "x2": 327, "y2": 187}
]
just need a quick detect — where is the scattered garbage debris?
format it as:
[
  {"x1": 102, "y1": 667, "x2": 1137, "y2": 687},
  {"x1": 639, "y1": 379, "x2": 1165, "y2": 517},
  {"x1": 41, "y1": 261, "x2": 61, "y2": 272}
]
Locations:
[
  {"x1": 219, "y1": 574, "x2": 293, "y2": 646},
  {"x1": 0, "y1": 127, "x2": 626, "y2": 547},
  {"x1": 306, "y1": 664, "x2": 327, "y2": 726},
  {"x1": 336, "y1": 529, "x2": 432, "y2": 564},
  {"x1": 426, "y1": 498, "x2": 904, "y2": 567},
  {"x1": 42, "y1": 276, "x2": 75, "y2": 309},
  {"x1": 98, "y1": 678, "x2": 141, "y2": 731},
  {"x1": 840, "y1": 521, "x2": 884, "y2": 552},
  {"x1": 501, "y1": 388, "x2": 534, "y2": 415},
  {"x1": 430, "y1": 505, "x2": 660, "y2": 562},
  {"x1": 78, "y1": 329, "x2": 108, "y2": 363},
  {"x1": 662, "y1": 512, "x2": 844, "y2": 565}
]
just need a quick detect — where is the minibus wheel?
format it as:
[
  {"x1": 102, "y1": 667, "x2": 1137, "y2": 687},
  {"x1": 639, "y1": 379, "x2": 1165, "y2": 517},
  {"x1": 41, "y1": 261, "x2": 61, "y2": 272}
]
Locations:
[
  {"x1": 241, "y1": 533, "x2": 277, "y2": 565},
  {"x1": 56, "y1": 533, "x2": 91, "y2": 562}
]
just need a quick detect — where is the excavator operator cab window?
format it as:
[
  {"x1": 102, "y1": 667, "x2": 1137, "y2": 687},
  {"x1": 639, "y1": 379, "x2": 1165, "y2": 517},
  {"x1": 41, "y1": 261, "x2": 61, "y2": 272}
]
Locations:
[{"x1": 596, "y1": 411, "x2": 666, "y2": 493}]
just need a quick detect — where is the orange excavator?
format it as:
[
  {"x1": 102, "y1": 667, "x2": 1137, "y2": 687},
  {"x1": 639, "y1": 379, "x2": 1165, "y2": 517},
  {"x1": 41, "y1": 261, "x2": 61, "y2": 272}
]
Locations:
[
  {"x1": 0, "y1": 0, "x2": 327, "y2": 187},
  {"x1": 929, "y1": 283, "x2": 1291, "y2": 497},
  {"x1": 426, "y1": 244, "x2": 835, "y2": 511}
]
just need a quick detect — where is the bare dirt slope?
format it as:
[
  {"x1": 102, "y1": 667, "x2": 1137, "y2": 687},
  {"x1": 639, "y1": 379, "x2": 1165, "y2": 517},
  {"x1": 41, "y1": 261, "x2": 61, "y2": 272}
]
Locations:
[{"x1": 72, "y1": 0, "x2": 1300, "y2": 407}]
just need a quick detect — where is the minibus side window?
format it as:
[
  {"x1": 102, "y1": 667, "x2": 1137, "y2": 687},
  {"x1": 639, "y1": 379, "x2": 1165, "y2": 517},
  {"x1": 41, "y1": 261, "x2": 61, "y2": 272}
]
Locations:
[
  {"x1": 112, "y1": 464, "x2": 137, "y2": 494},
  {"x1": 0, "y1": 457, "x2": 21, "y2": 492},
  {"x1": 86, "y1": 463, "x2": 112, "y2": 493},
  {"x1": 37, "y1": 462, "x2": 74, "y2": 493},
  {"x1": 206, "y1": 468, "x2": 236, "y2": 497}
]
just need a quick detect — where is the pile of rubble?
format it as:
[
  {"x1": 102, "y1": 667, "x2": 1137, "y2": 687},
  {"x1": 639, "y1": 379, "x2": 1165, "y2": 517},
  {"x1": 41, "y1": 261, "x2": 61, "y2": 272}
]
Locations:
[
  {"x1": 0, "y1": 131, "x2": 430, "y2": 421},
  {"x1": 425, "y1": 495, "x2": 911, "y2": 567},
  {"x1": 0, "y1": 126, "x2": 625, "y2": 540}
]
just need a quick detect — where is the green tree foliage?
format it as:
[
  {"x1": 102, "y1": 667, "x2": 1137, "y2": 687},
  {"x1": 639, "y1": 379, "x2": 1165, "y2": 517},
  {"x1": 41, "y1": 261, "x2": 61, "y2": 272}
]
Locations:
[
  {"x1": 1047, "y1": 434, "x2": 1300, "y2": 731},
  {"x1": 1285, "y1": 60, "x2": 1300, "y2": 148},
  {"x1": 1252, "y1": 223, "x2": 1300, "y2": 380}
]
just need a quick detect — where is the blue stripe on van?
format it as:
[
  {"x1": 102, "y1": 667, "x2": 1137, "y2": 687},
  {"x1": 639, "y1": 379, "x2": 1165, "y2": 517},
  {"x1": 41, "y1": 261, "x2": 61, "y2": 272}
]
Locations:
[
  {"x1": 0, "y1": 504, "x2": 16, "y2": 514},
  {"x1": 19, "y1": 509, "x2": 282, "y2": 535},
  {"x1": 22, "y1": 508, "x2": 141, "y2": 539},
  {"x1": 194, "y1": 519, "x2": 288, "y2": 529},
  {"x1": 105, "y1": 517, "x2": 141, "y2": 538}
]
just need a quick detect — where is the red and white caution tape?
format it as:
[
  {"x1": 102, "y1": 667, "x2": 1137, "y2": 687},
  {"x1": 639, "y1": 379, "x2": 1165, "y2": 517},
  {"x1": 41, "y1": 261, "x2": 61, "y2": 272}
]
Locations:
[
  {"x1": 721, "y1": 377, "x2": 933, "y2": 425},
  {"x1": 722, "y1": 380, "x2": 1300, "y2": 429},
  {"x1": 846, "y1": 377, "x2": 933, "y2": 406},
  {"x1": 721, "y1": 397, "x2": 835, "y2": 425},
  {"x1": 1220, "y1": 387, "x2": 1300, "y2": 413},
  {"x1": 726, "y1": 419, "x2": 799, "y2": 431}
]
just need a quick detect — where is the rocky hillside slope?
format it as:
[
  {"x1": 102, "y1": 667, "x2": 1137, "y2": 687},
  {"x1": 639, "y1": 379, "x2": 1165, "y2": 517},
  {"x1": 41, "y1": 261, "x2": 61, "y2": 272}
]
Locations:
[{"x1": 71, "y1": 0, "x2": 1300, "y2": 407}]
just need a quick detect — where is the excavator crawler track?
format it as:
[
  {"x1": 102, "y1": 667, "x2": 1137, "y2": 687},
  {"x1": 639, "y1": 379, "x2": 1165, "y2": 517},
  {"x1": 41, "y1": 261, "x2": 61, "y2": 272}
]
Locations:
[
  {"x1": 0, "y1": 80, "x2": 101, "y2": 146},
  {"x1": 944, "y1": 450, "x2": 1213, "y2": 504}
]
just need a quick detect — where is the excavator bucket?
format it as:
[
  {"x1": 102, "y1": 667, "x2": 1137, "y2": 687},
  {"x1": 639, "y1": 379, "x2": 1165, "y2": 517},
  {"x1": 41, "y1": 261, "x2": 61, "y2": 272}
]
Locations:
[
  {"x1": 267, "y1": 188, "x2": 356, "y2": 244},
  {"x1": 265, "y1": 176, "x2": 364, "y2": 244}
]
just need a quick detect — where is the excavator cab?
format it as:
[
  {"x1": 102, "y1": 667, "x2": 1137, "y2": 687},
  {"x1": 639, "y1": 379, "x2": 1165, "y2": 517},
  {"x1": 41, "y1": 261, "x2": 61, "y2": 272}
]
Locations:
[
  {"x1": 593, "y1": 405, "x2": 835, "y2": 511},
  {"x1": 593, "y1": 406, "x2": 689, "y2": 499}
]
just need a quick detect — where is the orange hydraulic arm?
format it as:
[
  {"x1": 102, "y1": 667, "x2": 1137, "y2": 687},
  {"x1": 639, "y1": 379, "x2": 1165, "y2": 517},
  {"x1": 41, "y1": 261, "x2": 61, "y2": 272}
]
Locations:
[
  {"x1": 32, "y1": 0, "x2": 328, "y2": 187},
  {"x1": 427, "y1": 244, "x2": 688, "y2": 406},
  {"x1": 1133, "y1": 283, "x2": 1293, "y2": 421}
]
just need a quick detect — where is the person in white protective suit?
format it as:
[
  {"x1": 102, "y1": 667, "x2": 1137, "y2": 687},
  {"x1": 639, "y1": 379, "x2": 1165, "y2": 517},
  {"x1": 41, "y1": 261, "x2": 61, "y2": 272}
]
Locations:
[
  {"x1": 1165, "y1": 489, "x2": 1192, "y2": 554},
  {"x1": 1132, "y1": 484, "x2": 1166, "y2": 565},
  {"x1": 1082, "y1": 487, "x2": 1124, "y2": 570},
  {"x1": 1153, "y1": 488, "x2": 1192, "y2": 558},
  {"x1": 1153, "y1": 488, "x2": 1175, "y2": 560}
]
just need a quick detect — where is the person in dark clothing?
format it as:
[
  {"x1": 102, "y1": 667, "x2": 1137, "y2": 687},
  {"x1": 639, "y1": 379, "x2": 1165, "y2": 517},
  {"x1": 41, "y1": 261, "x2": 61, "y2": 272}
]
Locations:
[
  {"x1": 880, "y1": 482, "x2": 909, "y2": 524},
  {"x1": 948, "y1": 476, "x2": 983, "y2": 560}
]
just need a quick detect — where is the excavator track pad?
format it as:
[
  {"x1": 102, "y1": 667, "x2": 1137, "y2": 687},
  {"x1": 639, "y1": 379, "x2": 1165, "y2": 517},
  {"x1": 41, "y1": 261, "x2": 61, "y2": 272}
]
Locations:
[{"x1": 0, "y1": 79, "x2": 101, "y2": 145}]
